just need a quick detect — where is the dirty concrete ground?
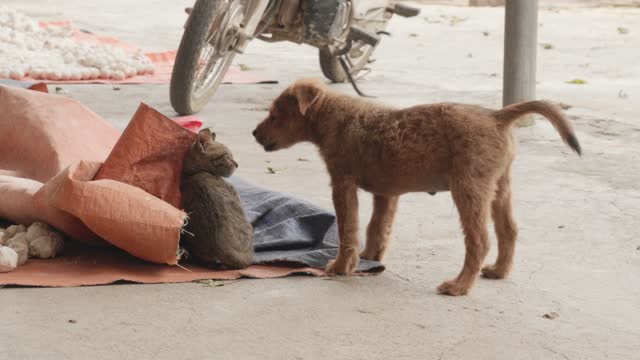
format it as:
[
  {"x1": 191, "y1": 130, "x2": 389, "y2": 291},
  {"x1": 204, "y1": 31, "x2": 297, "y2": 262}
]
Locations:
[{"x1": 1, "y1": 1, "x2": 639, "y2": 359}]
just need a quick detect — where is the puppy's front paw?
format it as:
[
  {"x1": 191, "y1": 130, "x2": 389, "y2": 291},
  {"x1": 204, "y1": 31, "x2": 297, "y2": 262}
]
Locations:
[
  {"x1": 325, "y1": 253, "x2": 359, "y2": 275},
  {"x1": 437, "y1": 279, "x2": 470, "y2": 296},
  {"x1": 481, "y1": 264, "x2": 510, "y2": 279}
]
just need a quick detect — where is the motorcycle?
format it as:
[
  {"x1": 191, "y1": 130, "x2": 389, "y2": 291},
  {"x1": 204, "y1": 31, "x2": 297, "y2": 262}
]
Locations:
[{"x1": 170, "y1": 0, "x2": 420, "y2": 115}]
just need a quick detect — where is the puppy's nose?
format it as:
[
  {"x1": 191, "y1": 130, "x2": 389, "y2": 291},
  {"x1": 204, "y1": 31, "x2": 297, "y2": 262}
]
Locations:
[{"x1": 252, "y1": 129, "x2": 257, "y2": 137}]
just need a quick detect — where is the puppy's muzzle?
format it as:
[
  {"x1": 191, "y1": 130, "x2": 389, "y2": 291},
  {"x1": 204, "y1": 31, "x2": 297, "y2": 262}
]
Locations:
[{"x1": 252, "y1": 128, "x2": 276, "y2": 152}]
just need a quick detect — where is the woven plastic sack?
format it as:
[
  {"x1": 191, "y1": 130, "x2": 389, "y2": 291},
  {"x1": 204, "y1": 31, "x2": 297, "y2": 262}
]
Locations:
[
  {"x1": 48, "y1": 161, "x2": 185, "y2": 264},
  {"x1": 0, "y1": 86, "x2": 188, "y2": 263},
  {"x1": 94, "y1": 103, "x2": 196, "y2": 208},
  {"x1": 0, "y1": 85, "x2": 119, "y2": 182}
]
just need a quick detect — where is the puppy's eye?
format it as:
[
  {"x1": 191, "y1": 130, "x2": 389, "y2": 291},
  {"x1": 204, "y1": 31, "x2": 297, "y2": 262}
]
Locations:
[{"x1": 270, "y1": 114, "x2": 282, "y2": 125}]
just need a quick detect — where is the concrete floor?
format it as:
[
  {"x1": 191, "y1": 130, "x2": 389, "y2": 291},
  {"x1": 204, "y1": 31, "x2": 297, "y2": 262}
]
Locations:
[{"x1": 1, "y1": 2, "x2": 639, "y2": 359}]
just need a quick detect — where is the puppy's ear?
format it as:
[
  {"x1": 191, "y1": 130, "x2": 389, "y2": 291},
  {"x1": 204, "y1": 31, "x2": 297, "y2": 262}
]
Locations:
[
  {"x1": 209, "y1": 131, "x2": 216, "y2": 141},
  {"x1": 196, "y1": 128, "x2": 211, "y2": 151},
  {"x1": 292, "y1": 80, "x2": 324, "y2": 115}
]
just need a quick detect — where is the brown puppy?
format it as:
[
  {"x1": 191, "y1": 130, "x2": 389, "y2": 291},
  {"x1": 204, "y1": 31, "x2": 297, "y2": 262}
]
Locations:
[{"x1": 253, "y1": 79, "x2": 581, "y2": 296}]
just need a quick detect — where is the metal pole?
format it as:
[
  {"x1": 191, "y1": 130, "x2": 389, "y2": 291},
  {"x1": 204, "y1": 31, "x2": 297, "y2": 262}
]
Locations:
[{"x1": 503, "y1": 0, "x2": 539, "y2": 126}]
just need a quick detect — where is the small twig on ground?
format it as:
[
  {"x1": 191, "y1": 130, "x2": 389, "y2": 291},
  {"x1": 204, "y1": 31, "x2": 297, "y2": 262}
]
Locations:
[
  {"x1": 542, "y1": 311, "x2": 560, "y2": 320},
  {"x1": 176, "y1": 263, "x2": 193, "y2": 273},
  {"x1": 196, "y1": 279, "x2": 237, "y2": 287}
]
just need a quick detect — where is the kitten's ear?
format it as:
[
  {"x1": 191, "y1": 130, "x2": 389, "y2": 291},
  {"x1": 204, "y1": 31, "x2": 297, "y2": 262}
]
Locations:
[{"x1": 196, "y1": 129, "x2": 211, "y2": 151}]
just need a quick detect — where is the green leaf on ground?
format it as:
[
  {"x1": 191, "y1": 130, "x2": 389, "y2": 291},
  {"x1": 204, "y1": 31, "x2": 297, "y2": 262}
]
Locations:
[
  {"x1": 196, "y1": 279, "x2": 227, "y2": 287},
  {"x1": 617, "y1": 27, "x2": 629, "y2": 34}
]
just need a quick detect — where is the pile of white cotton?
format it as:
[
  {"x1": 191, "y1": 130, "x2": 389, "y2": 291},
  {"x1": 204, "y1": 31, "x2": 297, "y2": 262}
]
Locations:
[
  {"x1": 0, "y1": 6, "x2": 154, "y2": 81},
  {"x1": 0, "y1": 222, "x2": 65, "y2": 272}
]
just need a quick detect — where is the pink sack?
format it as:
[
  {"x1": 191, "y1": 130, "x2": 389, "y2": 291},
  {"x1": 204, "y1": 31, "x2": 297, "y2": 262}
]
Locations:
[
  {"x1": 0, "y1": 85, "x2": 120, "y2": 182},
  {"x1": 0, "y1": 174, "x2": 105, "y2": 246},
  {"x1": 0, "y1": 176, "x2": 40, "y2": 225}
]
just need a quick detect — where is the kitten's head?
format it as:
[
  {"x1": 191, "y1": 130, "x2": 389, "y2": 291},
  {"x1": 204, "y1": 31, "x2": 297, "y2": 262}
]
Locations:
[{"x1": 183, "y1": 128, "x2": 238, "y2": 178}]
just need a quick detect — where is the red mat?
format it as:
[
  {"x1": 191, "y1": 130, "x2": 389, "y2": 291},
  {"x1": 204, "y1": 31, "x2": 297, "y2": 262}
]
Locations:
[
  {"x1": 10, "y1": 20, "x2": 277, "y2": 85},
  {"x1": 0, "y1": 246, "x2": 325, "y2": 287}
]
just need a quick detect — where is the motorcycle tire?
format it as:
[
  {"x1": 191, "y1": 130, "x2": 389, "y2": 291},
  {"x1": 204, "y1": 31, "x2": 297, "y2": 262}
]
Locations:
[
  {"x1": 170, "y1": 0, "x2": 235, "y2": 115},
  {"x1": 318, "y1": 45, "x2": 376, "y2": 83}
]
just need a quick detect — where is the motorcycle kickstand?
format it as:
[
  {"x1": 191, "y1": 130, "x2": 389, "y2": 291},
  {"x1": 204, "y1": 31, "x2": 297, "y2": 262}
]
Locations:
[{"x1": 338, "y1": 56, "x2": 375, "y2": 98}]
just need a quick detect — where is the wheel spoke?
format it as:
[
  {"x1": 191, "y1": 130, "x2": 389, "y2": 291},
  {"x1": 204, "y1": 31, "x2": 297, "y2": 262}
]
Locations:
[
  {"x1": 189, "y1": 1, "x2": 245, "y2": 101},
  {"x1": 196, "y1": 49, "x2": 222, "y2": 87},
  {"x1": 205, "y1": 2, "x2": 230, "y2": 47}
]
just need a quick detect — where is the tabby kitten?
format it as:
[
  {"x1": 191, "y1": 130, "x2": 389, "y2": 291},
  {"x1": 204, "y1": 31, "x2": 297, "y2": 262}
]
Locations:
[{"x1": 180, "y1": 128, "x2": 254, "y2": 269}]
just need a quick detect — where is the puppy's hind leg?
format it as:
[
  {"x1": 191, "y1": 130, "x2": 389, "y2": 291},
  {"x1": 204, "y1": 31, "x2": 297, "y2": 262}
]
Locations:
[
  {"x1": 361, "y1": 195, "x2": 399, "y2": 261},
  {"x1": 482, "y1": 168, "x2": 518, "y2": 279},
  {"x1": 437, "y1": 180, "x2": 493, "y2": 296}
]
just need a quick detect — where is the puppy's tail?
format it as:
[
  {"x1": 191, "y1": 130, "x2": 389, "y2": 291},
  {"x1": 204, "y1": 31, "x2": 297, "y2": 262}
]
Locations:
[{"x1": 493, "y1": 100, "x2": 582, "y2": 156}]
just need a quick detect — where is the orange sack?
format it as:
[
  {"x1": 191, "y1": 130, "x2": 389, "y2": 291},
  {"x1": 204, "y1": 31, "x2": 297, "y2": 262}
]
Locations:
[
  {"x1": 95, "y1": 103, "x2": 196, "y2": 208},
  {"x1": 0, "y1": 85, "x2": 187, "y2": 265}
]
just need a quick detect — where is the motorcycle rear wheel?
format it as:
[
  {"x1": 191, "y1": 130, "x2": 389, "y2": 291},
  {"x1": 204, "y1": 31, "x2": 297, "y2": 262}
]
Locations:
[
  {"x1": 170, "y1": 0, "x2": 245, "y2": 115},
  {"x1": 319, "y1": 5, "x2": 391, "y2": 83},
  {"x1": 319, "y1": 45, "x2": 376, "y2": 83}
]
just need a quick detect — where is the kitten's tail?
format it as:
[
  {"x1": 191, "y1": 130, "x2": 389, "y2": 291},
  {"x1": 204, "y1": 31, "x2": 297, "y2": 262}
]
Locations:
[{"x1": 493, "y1": 100, "x2": 582, "y2": 156}]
